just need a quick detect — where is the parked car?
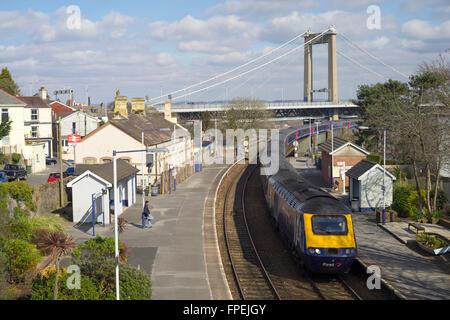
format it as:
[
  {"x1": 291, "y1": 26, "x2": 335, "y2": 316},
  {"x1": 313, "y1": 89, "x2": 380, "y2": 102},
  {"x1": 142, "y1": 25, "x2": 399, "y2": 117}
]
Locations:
[
  {"x1": 47, "y1": 172, "x2": 68, "y2": 183},
  {"x1": 0, "y1": 172, "x2": 8, "y2": 183},
  {"x1": 65, "y1": 167, "x2": 75, "y2": 176},
  {"x1": 3, "y1": 164, "x2": 27, "y2": 181},
  {"x1": 46, "y1": 157, "x2": 57, "y2": 165}
]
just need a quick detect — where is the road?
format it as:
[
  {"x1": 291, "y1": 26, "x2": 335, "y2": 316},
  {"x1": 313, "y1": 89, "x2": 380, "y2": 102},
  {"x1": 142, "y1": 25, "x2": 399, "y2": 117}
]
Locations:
[{"x1": 25, "y1": 160, "x2": 71, "y2": 187}]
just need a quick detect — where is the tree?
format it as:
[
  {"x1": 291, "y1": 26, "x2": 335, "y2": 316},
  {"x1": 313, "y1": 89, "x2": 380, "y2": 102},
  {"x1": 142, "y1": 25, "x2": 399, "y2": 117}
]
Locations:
[
  {"x1": 222, "y1": 97, "x2": 273, "y2": 131},
  {"x1": 0, "y1": 68, "x2": 20, "y2": 96},
  {"x1": 200, "y1": 110, "x2": 214, "y2": 132},
  {"x1": 353, "y1": 79, "x2": 409, "y2": 152},
  {"x1": 355, "y1": 55, "x2": 450, "y2": 222},
  {"x1": 35, "y1": 231, "x2": 76, "y2": 300}
]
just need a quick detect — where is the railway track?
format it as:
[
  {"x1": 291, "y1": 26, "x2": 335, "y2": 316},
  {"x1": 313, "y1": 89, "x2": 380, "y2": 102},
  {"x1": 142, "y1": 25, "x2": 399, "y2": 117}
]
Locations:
[
  {"x1": 222, "y1": 162, "x2": 280, "y2": 300},
  {"x1": 217, "y1": 162, "x2": 369, "y2": 300}
]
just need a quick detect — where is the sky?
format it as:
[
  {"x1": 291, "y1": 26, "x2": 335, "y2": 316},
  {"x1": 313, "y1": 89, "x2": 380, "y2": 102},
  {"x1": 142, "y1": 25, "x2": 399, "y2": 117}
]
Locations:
[{"x1": 0, "y1": 0, "x2": 449, "y2": 105}]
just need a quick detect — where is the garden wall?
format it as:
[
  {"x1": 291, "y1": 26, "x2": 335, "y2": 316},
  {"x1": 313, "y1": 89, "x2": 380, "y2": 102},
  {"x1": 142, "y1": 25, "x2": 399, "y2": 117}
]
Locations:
[{"x1": 32, "y1": 177, "x2": 74, "y2": 215}]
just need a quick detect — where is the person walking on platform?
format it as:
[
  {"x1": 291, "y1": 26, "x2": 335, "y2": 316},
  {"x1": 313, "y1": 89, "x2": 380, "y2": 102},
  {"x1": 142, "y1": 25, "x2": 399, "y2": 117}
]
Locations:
[{"x1": 142, "y1": 201, "x2": 152, "y2": 229}]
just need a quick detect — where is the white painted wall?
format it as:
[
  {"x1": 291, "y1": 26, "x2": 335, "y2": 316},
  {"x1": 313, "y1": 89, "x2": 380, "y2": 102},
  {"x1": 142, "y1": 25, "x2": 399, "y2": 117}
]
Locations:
[
  {"x1": 0, "y1": 106, "x2": 25, "y2": 149},
  {"x1": 74, "y1": 122, "x2": 193, "y2": 186},
  {"x1": 22, "y1": 143, "x2": 46, "y2": 173},
  {"x1": 75, "y1": 124, "x2": 142, "y2": 165},
  {"x1": 24, "y1": 107, "x2": 52, "y2": 139},
  {"x1": 360, "y1": 167, "x2": 394, "y2": 209},
  {"x1": 60, "y1": 111, "x2": 99, "y2": 137},
  {"x1": 70, "y1": 174, "x2": 110, "y2": 224}
]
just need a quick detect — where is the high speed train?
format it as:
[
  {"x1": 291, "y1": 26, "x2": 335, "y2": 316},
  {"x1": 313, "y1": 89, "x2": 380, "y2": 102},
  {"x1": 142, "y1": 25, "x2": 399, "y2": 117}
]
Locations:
[{"x1": 259, "y1": 122, "x2": 357, "y2": 273}]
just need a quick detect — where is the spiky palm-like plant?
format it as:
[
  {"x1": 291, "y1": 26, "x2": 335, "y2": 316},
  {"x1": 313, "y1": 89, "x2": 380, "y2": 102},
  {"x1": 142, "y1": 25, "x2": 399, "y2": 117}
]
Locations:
[{"x1": 35, "y1": 230, "x2": 76, "y2": 300}]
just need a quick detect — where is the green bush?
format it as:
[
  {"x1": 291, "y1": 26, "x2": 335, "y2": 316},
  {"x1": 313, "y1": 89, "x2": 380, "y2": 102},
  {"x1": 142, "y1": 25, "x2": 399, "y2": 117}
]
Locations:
[
  {"x1": 430, "y1": 189, "x2": 448, "y2": 211},
  {"x1": 72, "y1": 236, "x2": 125, "y2": 261},
  {"x1": 2, "y1": 239, "x2": 41, "y2": 282},
  {"x1": 13, "y1": 207, "x2": 27, "y2": 219},
  {"x1": 367, "y1": 154, "x2": 382, "y2": 164},
  {"x1": 11, "y1": 153, "x2": 20, "y2": 164},
  {"x1": 392, "y1": 183, "x2": 414, "y2": 217},
  {"x1": 0, "y1": 182, "x2": 35, "y2": 211},
  {"x1": 0, "y1": 154, "x2": 7, "y2": 165},
  {"x1": 31, "y1": 271, "x2": 99, "y2": 300},
  {"x1": 417, "y1": 233, "x2": 447, "y2": 249},
  {"x1": 29, "y1": 216, "x2": 65, "y2": 233},
  {"x1": 77, "y1": 257, "x2": 151, "y2": 300},
  {"x1": 8, "y1": 217, "x2": 33, "y2": 242}
]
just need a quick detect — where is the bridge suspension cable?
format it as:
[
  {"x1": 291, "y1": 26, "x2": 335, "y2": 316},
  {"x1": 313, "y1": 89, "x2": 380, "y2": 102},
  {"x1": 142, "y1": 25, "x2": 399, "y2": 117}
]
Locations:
[
  {"x1": 337, "y1": 32, "x2": 409, "y2": 79},
  {"x1": 336, "y1": 49, "x2": 385, "y2": 79},
  {"x1": 149, "y1": 30, "x2": 308, "y2": 102},
  {"x1": 149, "y1": 28, "x2": 331, "y2": 106}
]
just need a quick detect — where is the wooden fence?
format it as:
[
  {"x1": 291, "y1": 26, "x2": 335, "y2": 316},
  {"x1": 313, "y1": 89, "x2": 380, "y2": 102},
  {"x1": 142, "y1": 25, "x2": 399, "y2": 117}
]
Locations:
[{"x1": 159, "y1": 164, "x2": 195, "y2": 194}]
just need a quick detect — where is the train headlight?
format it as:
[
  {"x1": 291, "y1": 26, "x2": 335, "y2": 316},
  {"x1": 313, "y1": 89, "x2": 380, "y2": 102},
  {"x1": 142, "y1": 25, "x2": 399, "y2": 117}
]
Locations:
[
  {"x1": 351, "y1": 248, "x2": 356, "y2": 254},
  {"x1": 345, "y1": 249, "x2": 351, "y2": 254},
  {"x1": 314, "y1": 248, "x2": 321, "y2": 255},
  {"x1": 308, "y1": 248, "x2": 315, "y2": 254}
]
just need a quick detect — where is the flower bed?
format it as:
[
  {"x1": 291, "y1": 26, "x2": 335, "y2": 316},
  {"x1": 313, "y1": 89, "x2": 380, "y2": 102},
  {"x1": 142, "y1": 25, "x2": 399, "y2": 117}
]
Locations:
[{"x1": 416, "y1": 233, "x2": 450, "y2": 255}]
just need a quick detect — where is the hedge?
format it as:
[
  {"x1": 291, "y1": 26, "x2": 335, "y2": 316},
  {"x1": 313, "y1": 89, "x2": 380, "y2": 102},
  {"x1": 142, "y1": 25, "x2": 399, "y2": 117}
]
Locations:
[
  {"x1": 31, "y1": 270, "x2": 99, "y2": 300},
  {"x1": 2, "y1": 238, "x2": 41, "y2": 282}
]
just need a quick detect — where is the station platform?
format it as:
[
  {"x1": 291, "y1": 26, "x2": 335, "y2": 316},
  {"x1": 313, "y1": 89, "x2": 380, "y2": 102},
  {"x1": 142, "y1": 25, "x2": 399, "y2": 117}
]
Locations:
[
  {"x1": 67, "y1": 164, "x2": 232, "y2": 300},
  {"x1": 290, "y1": 156, "x2": 450, "y2": 300}
]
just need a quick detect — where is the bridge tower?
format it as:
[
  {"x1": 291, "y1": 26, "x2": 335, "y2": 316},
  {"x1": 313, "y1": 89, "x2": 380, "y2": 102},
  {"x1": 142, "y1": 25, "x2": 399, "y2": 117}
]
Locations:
[{"x1": 304, "y1": 27, "x2": 338, "y2": 103}]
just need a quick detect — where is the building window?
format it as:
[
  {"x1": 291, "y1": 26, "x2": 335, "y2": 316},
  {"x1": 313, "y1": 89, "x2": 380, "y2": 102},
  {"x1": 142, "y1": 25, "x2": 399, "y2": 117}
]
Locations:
[
  {"x1": 31, "y1": 126, "x2": 38, "y2": 138},
  {"x1": 62, "y1": 140, "x2": 68, "y2": 147},
  {"x1": 83, "y1": 157, "x2": 97, "y2": 164},
  {"x1": 1, "y1": 109, "x2": 8, "y2": 122},
  {"x1": 31, "y1": 109, "x2": 38, "y2": 121},
  {"x1": 119, "y1": 157, "x2": 131, "y2": 164},
  {"x1": 72, "y1": 122, "x2": 76, "y2": 134},
  {"x1": 101, "y1": 157, "x2": 112, "y2": 164}
]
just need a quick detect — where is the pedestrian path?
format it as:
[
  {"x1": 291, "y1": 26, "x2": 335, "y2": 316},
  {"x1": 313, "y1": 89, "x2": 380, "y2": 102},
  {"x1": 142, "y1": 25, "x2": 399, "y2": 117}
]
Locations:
[
  {"x1": 66, "y1": 164, "x2": 230, "y2": 300},
  {"x1": 380, "y1": 221, "x2": 450, "y2": 244},
  {"x1": 289, "y1": 157, "x2": 450, "y2": 300},
  {"x1": 118, "y1": 164, "x2": 229, "y2": 300},
  {"x1": 352, "y1": 212, "x2": 450, "y2": 300}
]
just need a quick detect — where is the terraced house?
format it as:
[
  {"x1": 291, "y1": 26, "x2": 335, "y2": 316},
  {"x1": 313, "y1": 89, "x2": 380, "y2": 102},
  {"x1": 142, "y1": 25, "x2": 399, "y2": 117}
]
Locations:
[{"x1": 0, "y1": 89, "x2": 46, "y2": 173}]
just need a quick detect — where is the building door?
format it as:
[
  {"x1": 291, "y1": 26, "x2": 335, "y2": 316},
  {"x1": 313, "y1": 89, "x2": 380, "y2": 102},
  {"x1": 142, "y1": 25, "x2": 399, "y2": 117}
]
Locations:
[{"x1": 352, "y1": 179, "x2": 360, "y2": 200}]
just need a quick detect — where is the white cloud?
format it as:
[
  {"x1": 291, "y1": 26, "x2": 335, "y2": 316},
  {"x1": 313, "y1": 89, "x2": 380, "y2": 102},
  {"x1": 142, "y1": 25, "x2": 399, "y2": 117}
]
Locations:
[
  {"x1": 401, "y1": 19, "x2": 450, "y2": 40},
  {"x1": 401, "y1": 39, "x2": 425, "y2": 49},
  {"x1": 149, "y1": 15, "x2": 261, "y2": 53}
]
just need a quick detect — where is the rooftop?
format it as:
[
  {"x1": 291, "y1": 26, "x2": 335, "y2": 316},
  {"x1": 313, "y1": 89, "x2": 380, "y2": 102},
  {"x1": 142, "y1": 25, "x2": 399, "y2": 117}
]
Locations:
[
  {"x1": 74, "y1": 159, "x2": 139, "y2": 184},
  {"x1": 19, "y1": 96, "x2": 51, "y2": 109},
  {"x1": 0, "y1": 89, "x2": 26, "y2": 106},
  {"x1": 108, "y1": 113, "x2": 188, "y2": 146},
  {"x1": 319, "y1": 137, "x2": 369, "y2": 155}
]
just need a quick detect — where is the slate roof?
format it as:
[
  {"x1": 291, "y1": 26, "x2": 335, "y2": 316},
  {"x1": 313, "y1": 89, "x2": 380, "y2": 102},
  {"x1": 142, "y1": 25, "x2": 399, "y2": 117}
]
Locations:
[
  {"x1": 0, "y1": 89, "x2": 26, "y2": 106},
  {"x1": 345, "y1": 159, "x2": 378, "y2": 179},
  {"x1": 19, "y1": 96, "x2": 51, "y2": 109},
  {"x1": 83, "y1": 113, "x2": 189, "y2": 146},
  {"x1": 319, "y1": 137, "x2": 369, "y2": 155},
  {"x1": 73, "y1": 159, "x2": 139, "y2": 184}
]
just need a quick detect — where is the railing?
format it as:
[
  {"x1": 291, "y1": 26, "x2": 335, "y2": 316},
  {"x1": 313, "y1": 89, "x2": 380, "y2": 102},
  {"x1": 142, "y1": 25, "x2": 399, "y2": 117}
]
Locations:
[
  {"x1": 0, "y1": 145, "x2": 20, "y2": 154},
  {"x1": 153, "y1": 100, "x2": 358, "y2": 112}
]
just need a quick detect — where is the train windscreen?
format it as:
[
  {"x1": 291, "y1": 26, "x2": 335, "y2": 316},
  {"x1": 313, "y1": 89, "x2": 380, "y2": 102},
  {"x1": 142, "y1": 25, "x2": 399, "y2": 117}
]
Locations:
[{"x1": 311, "y1": 215, "x2": 348, "y2": 235}]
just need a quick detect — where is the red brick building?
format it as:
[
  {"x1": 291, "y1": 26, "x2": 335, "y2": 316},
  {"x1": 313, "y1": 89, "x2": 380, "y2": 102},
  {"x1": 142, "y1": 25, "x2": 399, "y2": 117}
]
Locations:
[{"x1": 319, "y1": 137, "x2": 369, "y2": 191}]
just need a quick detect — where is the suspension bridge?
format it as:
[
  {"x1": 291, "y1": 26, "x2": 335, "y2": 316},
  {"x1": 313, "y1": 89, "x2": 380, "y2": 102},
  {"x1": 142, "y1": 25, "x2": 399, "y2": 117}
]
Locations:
[{"x1": 144, "y1": 27, "x2": 409, "y2": 121}]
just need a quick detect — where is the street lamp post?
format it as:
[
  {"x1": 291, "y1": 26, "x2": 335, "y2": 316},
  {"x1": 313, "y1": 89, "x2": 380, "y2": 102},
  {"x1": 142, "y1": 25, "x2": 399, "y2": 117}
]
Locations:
[
  {"x1": 331, "y1": 122, "x2": 334, "y2": 188},
  {"x1": 113, "y1": 146, "x2": 169, "y2": 300},
  {"x1": 359, "y1": 126, "x2": 387, "y2": 225},
  {"x1": 141, "y1": 128, "x2": 170, "y2": 208}
]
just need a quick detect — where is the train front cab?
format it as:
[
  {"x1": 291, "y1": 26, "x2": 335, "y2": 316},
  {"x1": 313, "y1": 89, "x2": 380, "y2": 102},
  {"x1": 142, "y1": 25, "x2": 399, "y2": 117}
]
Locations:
[{"x1": 299, "y1": 213, "x2": 357, "y2": 273}]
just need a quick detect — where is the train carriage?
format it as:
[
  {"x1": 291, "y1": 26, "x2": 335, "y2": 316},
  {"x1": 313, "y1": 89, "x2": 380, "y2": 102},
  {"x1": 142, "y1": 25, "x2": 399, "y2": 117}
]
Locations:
[{"x1": 259, "y1": 121, "x2": 357, "y2": 273}]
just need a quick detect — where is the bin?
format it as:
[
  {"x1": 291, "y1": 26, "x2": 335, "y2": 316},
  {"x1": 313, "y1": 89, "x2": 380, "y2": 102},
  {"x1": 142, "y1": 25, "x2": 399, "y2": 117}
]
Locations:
[
  {"x1": 26, "y1": 165, "x2": 32, "y2": 174},
  {"x1": 151, "y1": 185, "x2": 160, "y2": 196},
  {"x1": 195, "y1": 163, "x2": 201, "y2": 172}
]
